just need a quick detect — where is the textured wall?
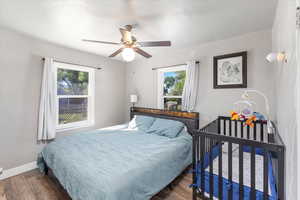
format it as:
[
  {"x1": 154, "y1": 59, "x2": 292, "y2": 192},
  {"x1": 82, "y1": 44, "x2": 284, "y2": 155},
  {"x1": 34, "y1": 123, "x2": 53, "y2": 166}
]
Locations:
[
  {"x1": 125, "y1": 30, "x2": 275, "y2": 128},
  {"x1": 272, "y1": 0, "x2": 298, "y2": 199},
  {"x1": 0, "y1": 28, "x2": 126, "y2": 169}
]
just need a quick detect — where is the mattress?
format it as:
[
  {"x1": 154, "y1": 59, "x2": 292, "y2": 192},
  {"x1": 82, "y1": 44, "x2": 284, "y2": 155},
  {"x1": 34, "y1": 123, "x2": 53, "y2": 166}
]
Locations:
[
  {"x1": 38, "y1": 124, "x2": 192, "y2": 200},
  {"x1": 195, "y1": 143, "x2": 277, "y2": 200}
]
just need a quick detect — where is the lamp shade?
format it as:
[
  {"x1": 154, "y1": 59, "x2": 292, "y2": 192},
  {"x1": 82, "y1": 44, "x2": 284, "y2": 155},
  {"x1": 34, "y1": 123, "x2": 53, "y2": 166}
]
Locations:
[
  {"x1": 130, "y1": 94, "x2": 138, "y2": 103},
  {"x1": 122, "y1": 48, "x2": 135, "y2": 62}
]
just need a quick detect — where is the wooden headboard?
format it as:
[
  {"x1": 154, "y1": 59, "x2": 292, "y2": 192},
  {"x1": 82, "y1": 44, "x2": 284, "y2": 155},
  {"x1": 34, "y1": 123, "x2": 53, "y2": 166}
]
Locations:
[{"x1": 130, "y1": 107, "x2": 199, "y2": 134}]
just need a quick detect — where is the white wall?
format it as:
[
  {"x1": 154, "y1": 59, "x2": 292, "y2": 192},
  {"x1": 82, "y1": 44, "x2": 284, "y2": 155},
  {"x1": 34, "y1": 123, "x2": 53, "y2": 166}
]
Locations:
[
  {"x1": 272, "y1": 0, "x2": 298, "y2": 199},
  {"x1": 0, "y1": 27, "x2": 126, "y2": 170},
  {"x1": 125, "y1": 30, "x2": 275, "y2": 127}
]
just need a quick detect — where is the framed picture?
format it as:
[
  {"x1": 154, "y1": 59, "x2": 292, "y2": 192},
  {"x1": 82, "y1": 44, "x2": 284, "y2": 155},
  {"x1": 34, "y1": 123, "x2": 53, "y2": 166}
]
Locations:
[{"x1": 213, "y1": 51, "x2": 247, "y2": 89}]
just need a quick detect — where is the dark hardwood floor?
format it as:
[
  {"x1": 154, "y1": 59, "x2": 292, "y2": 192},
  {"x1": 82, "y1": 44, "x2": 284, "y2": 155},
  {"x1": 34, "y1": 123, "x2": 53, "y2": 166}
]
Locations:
[{"x1": 0, "y1": 169, "x2": 193, "y2": 200}]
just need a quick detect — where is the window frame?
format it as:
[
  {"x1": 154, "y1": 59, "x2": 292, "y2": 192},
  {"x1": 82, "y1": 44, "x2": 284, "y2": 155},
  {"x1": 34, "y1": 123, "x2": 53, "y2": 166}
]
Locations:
[
  {"x1": 54, "y1": 62, "x2": 95, "y2": 132},
  {"x1": 157, "y1": 65, "x2": 187, "y2": 110}
]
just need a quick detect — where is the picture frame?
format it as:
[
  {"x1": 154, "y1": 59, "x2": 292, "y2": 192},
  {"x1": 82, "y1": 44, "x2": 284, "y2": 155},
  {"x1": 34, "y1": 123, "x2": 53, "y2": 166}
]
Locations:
[{"x1": 213, "y1": 51, "x2": 247, "y2": 89}]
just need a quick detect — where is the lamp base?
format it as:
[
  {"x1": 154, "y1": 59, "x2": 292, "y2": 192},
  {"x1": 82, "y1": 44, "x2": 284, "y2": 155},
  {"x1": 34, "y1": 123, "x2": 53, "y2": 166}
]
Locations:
[{"x1": 130, "y1": 104, "x2": 135, "y2": 113}]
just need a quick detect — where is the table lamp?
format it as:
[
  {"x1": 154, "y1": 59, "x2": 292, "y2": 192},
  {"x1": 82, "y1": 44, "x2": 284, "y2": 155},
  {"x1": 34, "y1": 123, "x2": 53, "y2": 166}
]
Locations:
[{"x1": 130, "y1": 94, "x2": 138, "y2": 107}]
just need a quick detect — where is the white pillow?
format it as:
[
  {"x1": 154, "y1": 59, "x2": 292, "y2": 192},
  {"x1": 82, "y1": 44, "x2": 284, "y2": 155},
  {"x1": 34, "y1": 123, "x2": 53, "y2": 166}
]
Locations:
[{"x1": 128, "y1": 115, "x2": 155, "y2": 131}]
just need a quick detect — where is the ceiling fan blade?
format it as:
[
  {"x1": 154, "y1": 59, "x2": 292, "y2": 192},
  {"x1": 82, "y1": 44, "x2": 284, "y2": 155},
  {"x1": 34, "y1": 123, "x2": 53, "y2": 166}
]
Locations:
[
  {"x1": 109, "y1": 48, "x2": 124, "y2": 57},
  {"x1": 138, "y1": 41, "x2": 171, "y2": 47},
  {"x1": 133, "y1": 47, "x2": 152, "y2": 58},
  {"x1": 82, "y1": 39, "x2": 120, "y2": 45}
]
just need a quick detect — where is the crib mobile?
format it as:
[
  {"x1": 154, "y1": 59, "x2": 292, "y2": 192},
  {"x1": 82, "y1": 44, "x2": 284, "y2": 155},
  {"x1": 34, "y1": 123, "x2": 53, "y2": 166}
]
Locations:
[{"x1": 230, "y1": 93, "x2": 266, "y2": 127}]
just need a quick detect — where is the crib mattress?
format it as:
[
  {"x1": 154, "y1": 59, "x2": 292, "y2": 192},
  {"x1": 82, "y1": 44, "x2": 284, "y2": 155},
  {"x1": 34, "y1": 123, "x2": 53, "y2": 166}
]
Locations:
[{"x1": 196, "y1": 143, "x2": 277, "y2": 200}]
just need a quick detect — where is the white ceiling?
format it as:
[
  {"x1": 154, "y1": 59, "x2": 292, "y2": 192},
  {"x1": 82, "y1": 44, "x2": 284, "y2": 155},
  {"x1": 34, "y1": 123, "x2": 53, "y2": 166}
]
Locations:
[{"x1": 0, "y1": 0, "x2": 277, "y2": 60}]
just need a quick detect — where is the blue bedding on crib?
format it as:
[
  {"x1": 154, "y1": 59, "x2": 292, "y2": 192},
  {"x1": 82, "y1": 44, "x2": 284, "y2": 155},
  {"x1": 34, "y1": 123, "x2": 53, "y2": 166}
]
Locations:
[
  {"x1": 193, "y1": 145, "x2": 277, "y2": 200},
  {"x1": 37, "y1": 125, "x2": 192, "y2": 200}
]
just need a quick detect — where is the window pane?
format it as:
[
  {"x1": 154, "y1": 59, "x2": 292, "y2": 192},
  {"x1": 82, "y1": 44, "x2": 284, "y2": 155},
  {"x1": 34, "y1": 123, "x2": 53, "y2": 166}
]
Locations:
[
  {"x1": 164, "y1": 98, "x2": 182, "y2": 111},
  {"x1": 57, "y1": 68, "x2": 89, "y2": 95},
  {"x1": 59, "y1": 98, "x2": 88, "y2": 124},
  {"x1": 163, "y1": 70, "x2": 186, "y2": 96}
]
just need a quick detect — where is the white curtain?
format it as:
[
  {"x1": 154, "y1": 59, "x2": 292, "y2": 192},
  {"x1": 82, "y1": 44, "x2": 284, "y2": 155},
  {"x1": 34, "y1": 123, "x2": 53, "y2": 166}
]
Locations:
[
  {"x1": 182, "y1": 61, "x2": 200, "y2": 111},
  {"x1": 38, "y1": 58, "x2": 56, "y2": 141}
]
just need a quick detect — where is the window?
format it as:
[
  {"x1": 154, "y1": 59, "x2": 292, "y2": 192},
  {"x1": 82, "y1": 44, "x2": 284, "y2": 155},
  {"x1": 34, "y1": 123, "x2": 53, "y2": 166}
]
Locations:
[
  {"x1": 54, "y1": 62, "x2": 95, "y2": 131},
  {"x1": 157, "y1": 65, "x2": 187, "y2": 111}
]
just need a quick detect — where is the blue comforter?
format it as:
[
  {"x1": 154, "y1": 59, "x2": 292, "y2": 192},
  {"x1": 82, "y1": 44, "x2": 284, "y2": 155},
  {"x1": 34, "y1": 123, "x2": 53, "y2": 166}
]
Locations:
[{"x1": 38, "y1": 125, "x2": 192, "y2": 200}]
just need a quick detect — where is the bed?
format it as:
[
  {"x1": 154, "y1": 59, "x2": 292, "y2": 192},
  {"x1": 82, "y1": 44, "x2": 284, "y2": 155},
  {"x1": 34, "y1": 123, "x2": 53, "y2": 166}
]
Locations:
[{"x1": 37, "y1": 107, "x2": 199, "y2": 200}]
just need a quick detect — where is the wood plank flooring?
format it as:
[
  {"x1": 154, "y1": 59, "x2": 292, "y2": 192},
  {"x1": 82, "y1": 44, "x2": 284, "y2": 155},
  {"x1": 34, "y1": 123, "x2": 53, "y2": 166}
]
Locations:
[{"x1": 0, "y1": 169, "x2": 193, "y2": 200}]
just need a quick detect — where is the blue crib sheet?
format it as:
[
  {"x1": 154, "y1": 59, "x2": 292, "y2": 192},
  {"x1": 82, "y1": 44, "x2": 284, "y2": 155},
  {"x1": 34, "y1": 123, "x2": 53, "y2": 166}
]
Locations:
[{"x1": 193, "y1": 144, "x2": 277, "y2": 200}]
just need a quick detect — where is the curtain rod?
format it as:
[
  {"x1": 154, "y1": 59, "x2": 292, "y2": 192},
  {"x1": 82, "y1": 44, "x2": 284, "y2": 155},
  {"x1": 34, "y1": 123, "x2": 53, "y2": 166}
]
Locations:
[
  {"x1": 152, "y1": 61, "x2": 199, "y2": 70},
  {"x1": 42, "y1": 58, "x2": 102, "y2": 70}
]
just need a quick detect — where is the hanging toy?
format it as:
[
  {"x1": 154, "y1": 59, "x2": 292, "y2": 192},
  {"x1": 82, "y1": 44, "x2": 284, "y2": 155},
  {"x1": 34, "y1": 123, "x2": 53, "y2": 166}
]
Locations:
[{"x1": 233, "y1": 100, "x2": 256, "y2": 118}]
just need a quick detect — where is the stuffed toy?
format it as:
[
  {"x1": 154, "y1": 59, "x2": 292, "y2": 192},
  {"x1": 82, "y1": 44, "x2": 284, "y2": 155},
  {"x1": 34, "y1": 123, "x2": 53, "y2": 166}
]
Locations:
[
  {"x1": 244, "y1": 116, "x2": 257, "y2": 127},
  {"x1": 230, "y1": 111, "x2": 240, "y2": 120},
  {"x1": 253, "y1": 112, "x2": 265, "y2": 120}
]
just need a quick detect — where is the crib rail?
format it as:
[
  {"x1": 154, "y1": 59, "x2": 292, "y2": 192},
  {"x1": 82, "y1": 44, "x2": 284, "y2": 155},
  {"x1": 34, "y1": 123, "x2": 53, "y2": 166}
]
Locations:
[{"x1": 192, "y1": 117, "x2": 285, "y2": 200}]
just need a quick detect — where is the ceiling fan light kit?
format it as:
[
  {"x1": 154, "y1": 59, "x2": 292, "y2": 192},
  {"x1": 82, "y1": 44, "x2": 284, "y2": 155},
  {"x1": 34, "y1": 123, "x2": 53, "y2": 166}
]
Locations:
[
  {"x1": 122, "y1": 48, "x2": 135, "y2": 62},
  {"x1": 82, "y1": 25, "x2": 171, "y2": 62}
]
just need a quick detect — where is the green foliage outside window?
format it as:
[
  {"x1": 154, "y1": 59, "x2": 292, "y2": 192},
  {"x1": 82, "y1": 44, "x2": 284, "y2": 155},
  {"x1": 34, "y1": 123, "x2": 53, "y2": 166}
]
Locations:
[
  {"x1": 57, "y1": 68, "x2": 89, "y2": 95},
  {"x1": 164, "y1": 70, "x2": 186, "y2": 96}
]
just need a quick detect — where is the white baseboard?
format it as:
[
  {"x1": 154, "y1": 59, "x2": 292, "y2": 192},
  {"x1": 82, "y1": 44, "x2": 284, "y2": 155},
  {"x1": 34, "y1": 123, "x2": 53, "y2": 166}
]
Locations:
[{"x1": 0, "y1": 161, "x2": 37, "y2": 180}]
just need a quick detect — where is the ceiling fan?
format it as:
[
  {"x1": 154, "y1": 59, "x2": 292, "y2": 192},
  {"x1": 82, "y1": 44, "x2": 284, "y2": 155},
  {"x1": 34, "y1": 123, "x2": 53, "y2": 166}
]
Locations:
[{"x1": 82, "y1": 25, "x2": 171, "y2": 62}]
